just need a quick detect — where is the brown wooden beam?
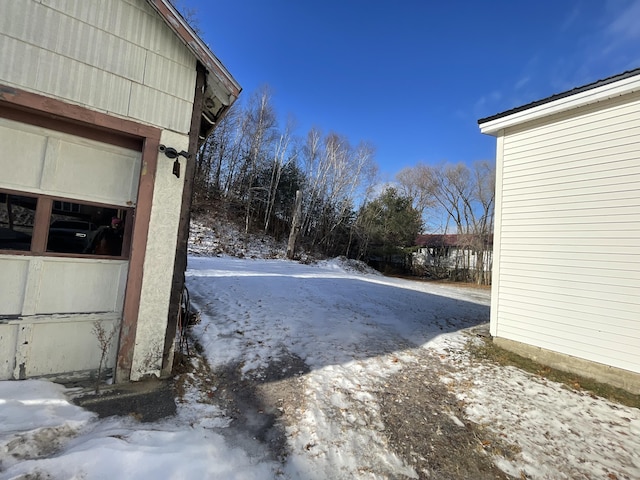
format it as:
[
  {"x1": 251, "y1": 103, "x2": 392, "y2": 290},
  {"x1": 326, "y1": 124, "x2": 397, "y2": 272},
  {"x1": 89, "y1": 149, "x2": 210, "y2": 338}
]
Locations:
[
  {"x1": 0, "y1": 85, "x2": 158, "y2": 141},
  {"x1": 31, "y1": 197, "x2": 52, "y2": 254},
  {"x1": 115, "y1": 134, "x2": 160, "y2": 383}
]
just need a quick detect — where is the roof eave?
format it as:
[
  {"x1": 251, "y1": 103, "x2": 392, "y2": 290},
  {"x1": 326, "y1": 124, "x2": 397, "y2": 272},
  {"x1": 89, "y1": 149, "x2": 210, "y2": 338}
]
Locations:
[{"x1": 478, "y1": 68, "x2": 640, "y2": 136}]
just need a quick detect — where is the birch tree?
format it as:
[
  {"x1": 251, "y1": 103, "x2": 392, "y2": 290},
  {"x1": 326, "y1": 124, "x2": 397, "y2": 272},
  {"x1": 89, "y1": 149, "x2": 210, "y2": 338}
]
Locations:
[
  {"x1": 299, "y1": 130, "x2": 377, "y2": 254},
  {"x1": 263, "y1": 115, "x2": 297, "y2": 232},
  {"x1": 240, "y1": 87, "x2": 277, "y2": 232}
]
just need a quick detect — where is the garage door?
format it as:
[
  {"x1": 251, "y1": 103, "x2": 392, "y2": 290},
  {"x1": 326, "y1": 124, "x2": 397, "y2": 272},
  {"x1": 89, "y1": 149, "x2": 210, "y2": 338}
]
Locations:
[{"x1": 0, "y1": 116, "x2": 142, "y2": 379}]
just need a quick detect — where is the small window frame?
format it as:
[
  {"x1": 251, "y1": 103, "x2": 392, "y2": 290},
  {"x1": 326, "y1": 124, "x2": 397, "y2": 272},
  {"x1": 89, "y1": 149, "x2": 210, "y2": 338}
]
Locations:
[{"x1": 0, "y1": 187, "x2": 133, "y2": 260}]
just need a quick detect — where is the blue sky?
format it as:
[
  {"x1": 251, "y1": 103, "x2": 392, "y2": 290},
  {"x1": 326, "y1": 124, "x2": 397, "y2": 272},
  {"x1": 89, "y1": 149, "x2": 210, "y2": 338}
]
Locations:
[{"x1": 180, "y1": 0, "x2": 640, "y2": 179}]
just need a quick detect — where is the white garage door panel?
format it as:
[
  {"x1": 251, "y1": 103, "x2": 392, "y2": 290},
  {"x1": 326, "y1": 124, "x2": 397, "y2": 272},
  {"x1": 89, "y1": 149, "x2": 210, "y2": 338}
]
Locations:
[
  {"x1": 1, "y1": 120, "x2": 47, "y2": 190},
  {"x1": 0, "y1": 256, "x2": 29, "y2": 315},
  {"x1": 0, "y1": 117, "x2": 140, "y2": 206},
  {"x1": 42, "y1": 138, "x2": 141, "y2": 206},
  {"x1": 36, "y1": 259, "x2": 128, "y2": 314},
  {"x1": 0, "y1": 324, "x2": 18, "y2": 379},
  {"x1": 16, "y1": 315, "x2": 119, "y2": 378}
]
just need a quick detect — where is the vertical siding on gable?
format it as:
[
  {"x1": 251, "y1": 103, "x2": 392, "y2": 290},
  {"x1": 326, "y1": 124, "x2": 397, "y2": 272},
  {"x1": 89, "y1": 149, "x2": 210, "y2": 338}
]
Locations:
[
  {"x1": 496, "y1": 92, "x2": 640, "y2": 374},
  {"x1": 1, "y1": 0, "x2": 196, "y2": 133}
]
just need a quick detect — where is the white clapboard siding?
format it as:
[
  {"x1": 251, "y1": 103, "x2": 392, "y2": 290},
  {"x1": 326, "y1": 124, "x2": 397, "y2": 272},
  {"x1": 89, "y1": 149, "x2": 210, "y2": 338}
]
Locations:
[
  {"x1": 0, "y1": 0, "x2": 195, "y2": 132},
  {"x1": 493, "y1": 90, "x2": 640, "y2": 374},
  {"x1": 501, "y1": 186, "x2": 638, "y2": 208},
  {"x1": 502, "y1": 196, "x2": 640, "y2": 214},
  {"x1": 498, "y1": 260, "x2": 640, "y2": 282},
  {"x1": 498, "y1": 297, "x2": 638, "y2": 330},
  {"x1": 504, "y1": 98, "x2": 639, "y2": 144},
  {"x1": 497, "y1": 309, "x2": 638, "y2": 350}
]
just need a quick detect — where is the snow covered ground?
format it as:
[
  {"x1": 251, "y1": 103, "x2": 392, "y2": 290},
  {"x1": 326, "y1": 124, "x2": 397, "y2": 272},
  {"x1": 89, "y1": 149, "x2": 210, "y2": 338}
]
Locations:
[{"x1": 1, "y1": 256, "x2": 639, "y2": 479}]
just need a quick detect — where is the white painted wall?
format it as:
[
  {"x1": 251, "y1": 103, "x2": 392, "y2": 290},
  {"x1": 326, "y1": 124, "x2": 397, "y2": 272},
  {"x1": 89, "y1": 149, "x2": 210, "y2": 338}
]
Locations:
[
  {"x1": 490, "y1": 90, "x2": 640, "y2": 374},
  {"x1": 414, "y1": 247, "x2": 493, "y2": 272},
  {"x1": 130, "y1": 129, "x2": 187, "y2": 381},
  {"x1": 0, "y1": 0, "x2": 196, "y2": 134}
]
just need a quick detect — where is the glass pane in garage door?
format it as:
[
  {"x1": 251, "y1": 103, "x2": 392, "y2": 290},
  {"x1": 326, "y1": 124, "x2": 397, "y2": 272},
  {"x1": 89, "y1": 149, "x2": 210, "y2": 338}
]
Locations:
[
  {"x1": 47, "y1": 202, "x2": 130, "y2": 257},
  {"x1": 0, "y1": 193, "x2": 36, "y2": 251}
]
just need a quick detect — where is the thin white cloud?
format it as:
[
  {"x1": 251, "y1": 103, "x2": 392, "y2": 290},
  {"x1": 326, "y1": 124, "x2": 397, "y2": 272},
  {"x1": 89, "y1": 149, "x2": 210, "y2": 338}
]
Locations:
[
  {"x1": 474, "y1": 91, "x2": 502, "y2": 111},
  {"x1": 559, "y1": 6, "x2": 581, "y2": 31},
  {"x1": 606, "y1": 0, "x2": 640, "y2": 40},
  {"x1": 545, "y1": 0, "x2": 640, "y2": 94},
  {"x1": 514, "y1": 76, "x2": 530, "y2": 90},
  {"x1": 594, "y1": 0, "x2": 640, "y2": 62}
]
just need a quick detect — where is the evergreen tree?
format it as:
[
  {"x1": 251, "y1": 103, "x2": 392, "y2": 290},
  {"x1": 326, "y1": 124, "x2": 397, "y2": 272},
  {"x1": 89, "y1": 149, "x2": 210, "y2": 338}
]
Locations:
[{"x1": 358, "y1": 187, "x2": 422, "y2": 263}]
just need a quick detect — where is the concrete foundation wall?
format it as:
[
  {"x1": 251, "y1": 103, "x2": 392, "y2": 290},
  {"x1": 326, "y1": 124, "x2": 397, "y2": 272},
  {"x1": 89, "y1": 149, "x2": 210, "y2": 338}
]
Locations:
[{"x1": 494, "y1": 337, "x2": 640, "y2": 395}]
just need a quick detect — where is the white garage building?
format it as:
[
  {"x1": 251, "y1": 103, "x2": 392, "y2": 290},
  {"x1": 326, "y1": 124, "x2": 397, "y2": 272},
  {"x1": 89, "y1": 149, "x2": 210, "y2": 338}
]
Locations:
[
  {"x1": 479, "y1": 68, "x2": 640, "y2": 393},
  {"x1": 0, "y1": 0, "x2": 240, "y2": 383}
]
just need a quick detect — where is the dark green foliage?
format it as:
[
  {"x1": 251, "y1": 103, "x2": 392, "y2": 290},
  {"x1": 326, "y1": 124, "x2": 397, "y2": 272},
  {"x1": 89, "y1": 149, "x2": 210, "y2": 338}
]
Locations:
[{"x1": 357, "y1": 187, "x2": 422, "y2": 265}]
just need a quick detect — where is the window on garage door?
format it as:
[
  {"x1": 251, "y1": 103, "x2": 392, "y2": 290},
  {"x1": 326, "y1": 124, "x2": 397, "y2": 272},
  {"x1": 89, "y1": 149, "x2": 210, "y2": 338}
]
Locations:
[
  {"x1": 0, "y1": 192, "x2": 36, "y2": 251},
  {"x1": 0, "y1": 190, "x2": 133, "y2": 258},
  {"x1": 0, "y1": 116, "x2": 141, "y2": 259}
]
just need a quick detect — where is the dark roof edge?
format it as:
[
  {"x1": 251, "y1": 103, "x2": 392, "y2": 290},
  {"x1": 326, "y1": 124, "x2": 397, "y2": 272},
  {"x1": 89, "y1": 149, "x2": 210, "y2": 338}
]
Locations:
[{"x1": 477, "y1": 67, "x2": 640, "y2": 125}]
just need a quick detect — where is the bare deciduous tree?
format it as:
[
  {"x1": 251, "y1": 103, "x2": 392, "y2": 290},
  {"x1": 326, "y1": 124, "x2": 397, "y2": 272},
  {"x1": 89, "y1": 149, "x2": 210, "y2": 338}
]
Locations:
[
  {"x1": 396, "y1": 164, "x2": 436, "y2": 218},
  {"x1": 299, "y1": 131, "x2": 377, "y2": 254},
  {"x1": 191, "y1": 85, "x2": 381, "y2": 259},
  {"x1": 264, "y1": 115, "x2": 297, "y2": 232},
  {"x1": 241, "y1": 86, "x2": 278, "y2": 233},
  {"x1": 92, "y1": 321, "x2": 117, "y2": 394},
  {"x1": 397, "y1": 161, "x2": 495, "y2": 284}
]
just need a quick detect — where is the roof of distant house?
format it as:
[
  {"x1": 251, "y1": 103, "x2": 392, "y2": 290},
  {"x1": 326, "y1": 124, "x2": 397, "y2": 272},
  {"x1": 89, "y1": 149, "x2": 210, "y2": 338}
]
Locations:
[
  {"x1": 478, "y1": 67, "x2": 640, "y2": 125},
  {"x1": 415, "y1": 234, "x2": 493, "y2": 248},
  {"x1": 416, "y1": 234, "x2": 460, "y2": 247}
]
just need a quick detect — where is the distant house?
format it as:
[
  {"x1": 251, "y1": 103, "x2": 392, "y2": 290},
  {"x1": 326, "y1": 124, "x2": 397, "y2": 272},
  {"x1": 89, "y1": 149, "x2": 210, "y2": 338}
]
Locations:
[
  {"x1": 0, "y1": 0, "x2": 240, "y2": 382},
  {"x1": 478, "y1": 68, "x2": 640, "y2": 393},
  {"x1": 414, "y1": 234, "x2": 493, "y2": 282}
]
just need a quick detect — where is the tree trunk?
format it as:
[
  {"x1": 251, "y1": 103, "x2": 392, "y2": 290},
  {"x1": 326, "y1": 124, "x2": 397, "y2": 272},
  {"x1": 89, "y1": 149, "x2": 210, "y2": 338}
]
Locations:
[{"x1": 286, "y1": 190, "x2": 303, "y2": 259}]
